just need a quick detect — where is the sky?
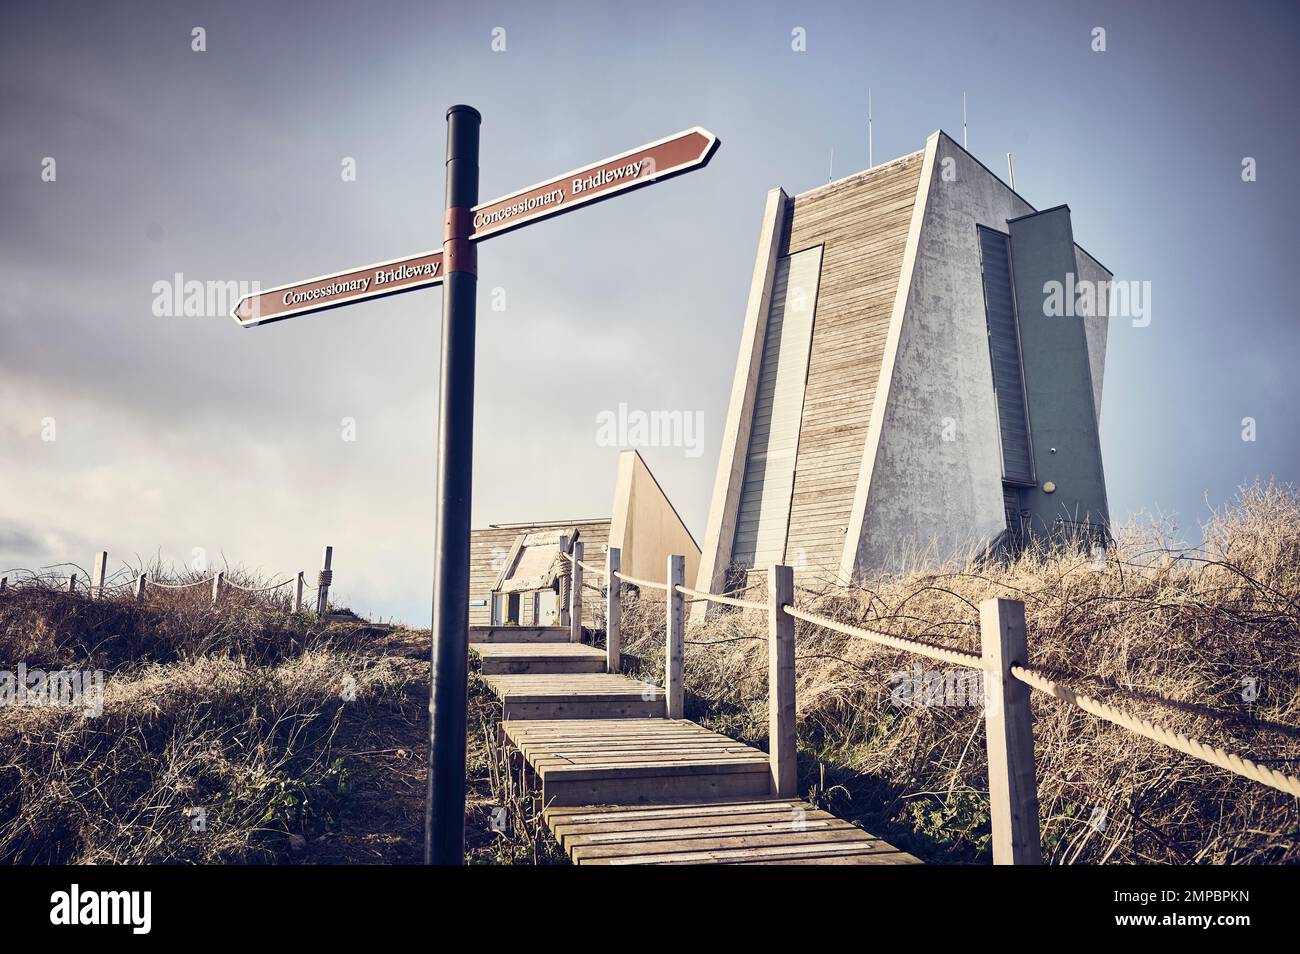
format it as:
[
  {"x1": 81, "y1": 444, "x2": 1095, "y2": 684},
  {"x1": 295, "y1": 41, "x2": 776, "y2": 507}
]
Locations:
[{"x1": 2, "y1": 0, "x2": 1297, "y2": 625}]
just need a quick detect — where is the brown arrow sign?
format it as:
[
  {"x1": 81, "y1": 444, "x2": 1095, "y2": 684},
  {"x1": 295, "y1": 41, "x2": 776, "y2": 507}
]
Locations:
[
  {"x1": 231, "y1": 126, "x2": 718, "y2": 327},
  {"x1": 231, "y1": 249, "x2": 444, "y2": 327},
  {"x1": 469, "y1": 126, "x2": 718, "y2": 241}
]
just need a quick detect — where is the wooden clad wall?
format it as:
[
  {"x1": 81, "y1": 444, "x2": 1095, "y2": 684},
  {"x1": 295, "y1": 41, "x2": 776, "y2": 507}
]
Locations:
[
  {"x1": 731, "y1": 246, "x2": 823, "y2": 569},
  {"x1": 468, "y1": 520, "x2": 612, "y2": 627},
  {"x1": 781, "y1": 152, "x2": 924, "y2": 577}
]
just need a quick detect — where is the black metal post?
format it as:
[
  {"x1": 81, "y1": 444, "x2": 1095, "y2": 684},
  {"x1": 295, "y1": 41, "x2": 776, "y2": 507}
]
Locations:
[{"x1": 426, "y1": 104, "x2": 480, "y2": 865}]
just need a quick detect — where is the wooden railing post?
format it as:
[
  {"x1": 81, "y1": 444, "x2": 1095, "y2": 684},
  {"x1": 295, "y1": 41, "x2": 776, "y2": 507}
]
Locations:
[
  {"x1": 91, "y1": 550, "x2": 108, "y2": 599},
  {"x1": 606, "y1": 546, "x2": 621, "y2": 673},
  {"x1": 768, "y1": 563, "x2": 797, "y2": 797},
  {"x1": 134, "y1": 573, "x2": 147, "y2": 601},
  {"x1": 557, "y1": 534, "x2": 571, "y2": 628},
  {"x1": 569, "y1": 542, "x2": 584, "y2": 642},
  {"x1": 211, "y1": 571, "x2": 224, "y2": 607},
  {"x1": 294, "y1": 571, "x2": 305, "y2": 614},
  {"x1": 980, "y1": 598, "x2": 1042, "y2": 864},
  {"x1": 67, "y1": 574, "x2": 77, "y2": 593},
  {"x1": 666, "y1": 554, "x2": 685, "y2": 719},
  {"x1": 0, "y1": 576, "x2": 7, "y2": 594},
  {"x1": 316, "y1": 545, "x2": 333, "y2": 617}
]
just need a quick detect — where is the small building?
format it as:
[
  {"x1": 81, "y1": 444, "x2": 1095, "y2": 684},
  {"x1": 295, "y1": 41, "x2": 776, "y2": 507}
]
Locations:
[
  {"x1": 697, "y1": 130, "x2": 1111, "y2": 599},
  {"x1": 469, "y1": 450, "x2": 700, "y2": 629}
]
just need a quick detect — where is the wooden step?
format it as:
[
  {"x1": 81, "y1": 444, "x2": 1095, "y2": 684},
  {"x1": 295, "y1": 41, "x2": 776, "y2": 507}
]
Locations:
[
  {"x1": 468, "y1": 625, "x2": 570, "y2": 644},
  {"x1": 504, "y1": 719, "x2": 771, "y2": 806},
  {"x1": 542, "y1": 799, "x2": 923, "y2": 865},
  {"x1": 483, "y1": 675, "x2": 665, "y2": 720},
  {"x1": 471, "y1": 642, "x2": 608, "y2": 675}
]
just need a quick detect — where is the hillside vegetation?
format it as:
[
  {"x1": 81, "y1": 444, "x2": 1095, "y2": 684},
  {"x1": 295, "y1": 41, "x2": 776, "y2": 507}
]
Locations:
[
  {"x1": 1, "y1": 482, "x2": 1296, "y2": 864},
  {"x1": 617, "y1": 481, "x2": 1300, "y2": 864}
]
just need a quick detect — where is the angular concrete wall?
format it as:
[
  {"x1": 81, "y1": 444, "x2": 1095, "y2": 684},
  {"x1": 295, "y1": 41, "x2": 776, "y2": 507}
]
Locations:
[
  {"x1": 694, "y1": 188, "x2": 789, "y2": 596},
  {"x1": 1008, "y1": 208, "x2": 1109, "y2": 535},
  {"x1": 846, "y1": 132, "x2": 1035, "y2": 576},
  {"x1": 608, "y1": 450, "x2": 700, "y2": 584}
]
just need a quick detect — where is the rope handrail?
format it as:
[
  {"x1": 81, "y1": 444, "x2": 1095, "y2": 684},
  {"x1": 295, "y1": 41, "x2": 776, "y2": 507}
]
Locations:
[
  {"x1": 225, "y1": 578, "x2": 295, "y2": 593},
  {"x1": 1010, "y1": 664, "x2": 1300, "y2": 798},
  {"x1": 581, "y1": 579, "x2": 604, "y2": 592},
  {"x1": 577, "y1": 558, "x2": 603, "y2": 575},
  {"x1": 783, "y1": 605, "x2": 983, "y2": 669},
  {"x1": 613, "y1": 570, "x2": 668, "y2": 592},
  {"x1": 674, "y1": 584, "x2": 766, "y2": 612},
  {"x1": 146, "y1": 576, "x2": 215, "y2": 590}
]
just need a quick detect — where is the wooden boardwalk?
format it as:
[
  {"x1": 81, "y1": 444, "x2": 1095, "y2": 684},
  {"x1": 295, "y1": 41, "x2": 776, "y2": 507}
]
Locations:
[{"x1": 471, "y1": 628, "x2": 920, "y2": 865}]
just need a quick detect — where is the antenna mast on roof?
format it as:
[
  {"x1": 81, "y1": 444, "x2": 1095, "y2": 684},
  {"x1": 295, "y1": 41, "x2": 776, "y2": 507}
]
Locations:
[
  {"x1": 963, "y1": 92, "x2": 968, "y2": 149},
  {"x1": 828, "y1": 147, "x2": 834, "y2": 182},
  {"x1": 1006, "y1": 152, "x2": 1016, "y2": 190},
  {"x1": 868, "y1": 88, "x2": 874, "y2": 167}
]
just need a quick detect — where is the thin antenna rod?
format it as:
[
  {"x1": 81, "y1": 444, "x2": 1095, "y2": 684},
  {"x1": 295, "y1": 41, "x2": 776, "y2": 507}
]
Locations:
[
  {"x1": 828, "y1": 147, "x2": 834, "y2": 183},
  {"x1": 1006, "y1": 152, "x2": 1016, "y2": 190},
  {"x1": 962, "y1": 92, "x2": 968, "y2": 149},
  {"x1": 868, "y1": 88, "x2": 874, "y2": 167}
]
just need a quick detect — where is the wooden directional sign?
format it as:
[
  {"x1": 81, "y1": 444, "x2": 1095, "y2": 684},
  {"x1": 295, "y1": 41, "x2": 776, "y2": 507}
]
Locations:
[
  {"x1": 231, "y1": 249, "x2": 443, "y2": 327},
  {"x1": 467, "y1": 126, "x2": 718, "y2": 241},
  {"x1": 230, "y1": 127, "x2": 718, "y2": 328},
  {"x1": 228, "y1": 106, "x2": 720, "y2": 865}
]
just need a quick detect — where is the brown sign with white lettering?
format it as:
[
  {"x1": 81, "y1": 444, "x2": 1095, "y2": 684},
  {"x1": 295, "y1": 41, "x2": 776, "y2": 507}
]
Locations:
[
  {"x1": 232, "y1": 249, "x2": 444, "y2": 327},
  {"x1": 232, "y1": 127, "x2": 718, "y2": 327},
  {"x1": 468, "y1": 126, "x2": 718, "y2": 241}
]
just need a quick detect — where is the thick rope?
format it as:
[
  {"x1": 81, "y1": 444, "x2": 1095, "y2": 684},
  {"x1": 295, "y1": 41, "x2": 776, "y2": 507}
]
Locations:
[
  {"x1": 612, "y1": 570, "x2": 668, "y2": 592},
  {"x1": 147, "y1": 577, "x2": 215, "y2": 590},
  {"x1": 225, "y1": 578, "x2": 295, "y2": 593},
  {"x1": 317, "y1": 569, "x2": 333, "y2": 587},
  {"x1": 783, "y1": 605, "x2": 982, "y2": 669},
  {"x1": 674, "y1": 584, "x2": 767, "y2": 612},
  {"x1": 1011, "y1": 665, "x2": 1300, "y2": 798}
]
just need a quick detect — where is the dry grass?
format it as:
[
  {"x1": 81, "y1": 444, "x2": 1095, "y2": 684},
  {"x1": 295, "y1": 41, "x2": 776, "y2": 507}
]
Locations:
[
  {"x1": 618, "y1": 481, "x2": 1300, "y2": 864},
  {"x1": 0, "y1": 567, "x2": 427, "y2": 864}
]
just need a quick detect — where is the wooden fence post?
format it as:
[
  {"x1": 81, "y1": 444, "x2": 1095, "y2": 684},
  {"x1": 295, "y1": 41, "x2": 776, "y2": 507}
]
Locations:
[
  {"x1": 606, "y1": 546, "x2": 621, "y2": 673},
  {"x1": 666, "y1": 554, "x2": 685, "y2": 719},
  {"x1": 0, "y1": 576, "x2": 7, "y2": 594},
  {"x1": 569, "y1": 542, "x2": 584, "y2": 643},
  {"x1": 211, "y1": 571, "x2": 224, "y2": 607},
  {"x1": 980, "y1": 598, "x2": 1042, "y2": 865},
  {"x1": 557, "y1": 534, "x2": 570, "y2": 628},
  {"x1": 768, "y1": 563, "x2": 797, "y2": 797},
  {"x1": 316, "y1": 546, "x2": 333, "y2": 617},
  {"x1": 67, "y1": 574, "x2": 77, "y2": 593},
  {"x1": 294, "y1": 571, "x2": 305, "y2": 614},
  {"x1": 134, "y1": 573, "x2": 147, "y2": 601},
  {"x1": 91, "y1": 550, "x2": 108, "y2": 599}
]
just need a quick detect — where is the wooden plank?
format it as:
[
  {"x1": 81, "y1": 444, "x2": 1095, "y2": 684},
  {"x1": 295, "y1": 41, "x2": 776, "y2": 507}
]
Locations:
[
  {"x1": 539, "y1": 795, "x2": 922, "y2": 865},
  {"x1": 981, "y1": 598, "x2": 1042, "y2": 864}
]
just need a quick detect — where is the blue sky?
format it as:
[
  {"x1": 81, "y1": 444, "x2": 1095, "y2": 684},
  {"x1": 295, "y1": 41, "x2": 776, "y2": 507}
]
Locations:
[{"x1": 2, "y1": 0, "x2": 1297, "y2": 624}]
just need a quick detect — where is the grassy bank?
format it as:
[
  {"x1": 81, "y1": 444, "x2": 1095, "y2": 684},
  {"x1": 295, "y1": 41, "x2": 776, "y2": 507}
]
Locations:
[{"x1": 617, "y1": 481, "x2": 1300, "y2": 864}]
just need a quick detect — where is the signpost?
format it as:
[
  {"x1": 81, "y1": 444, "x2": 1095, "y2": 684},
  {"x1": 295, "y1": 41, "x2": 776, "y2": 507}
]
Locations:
[{"x1": 232, "y1": 111, "x2": 719, "y2": 864}]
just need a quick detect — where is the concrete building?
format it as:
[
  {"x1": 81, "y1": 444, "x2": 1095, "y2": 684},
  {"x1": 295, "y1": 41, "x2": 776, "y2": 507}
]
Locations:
[
  {"x1": 697, "y1": 130, "x2": 1110, "y2": 598},
  {"x1": 468, "y1": 450, "x2": 700, "y2": 628}
]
